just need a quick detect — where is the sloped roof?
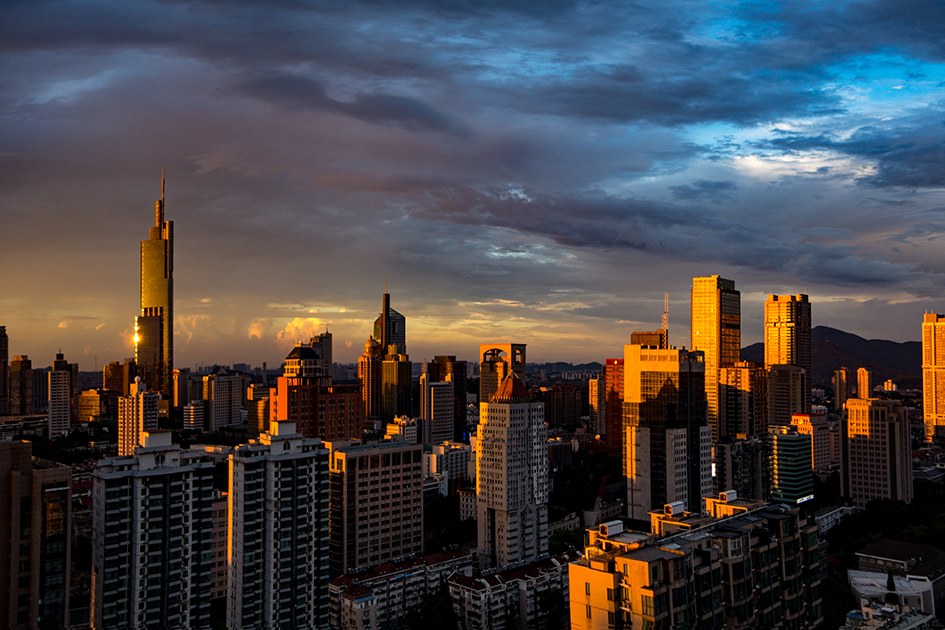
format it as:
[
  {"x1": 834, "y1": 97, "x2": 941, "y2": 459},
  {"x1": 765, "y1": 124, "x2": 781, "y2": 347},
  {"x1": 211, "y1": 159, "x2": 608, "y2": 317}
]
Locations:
[{"x1": 490, "y1": 373, "x2": 532, "y2": 404}]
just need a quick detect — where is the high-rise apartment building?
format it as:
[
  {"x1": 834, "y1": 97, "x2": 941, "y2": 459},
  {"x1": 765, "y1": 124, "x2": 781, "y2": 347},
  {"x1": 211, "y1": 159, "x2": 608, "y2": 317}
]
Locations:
[
  {"x1": 530, "y1": 382, "x2": 581, "y2": 429},
  {"x1": 764, "y1": 294, "x2": 811, "y2": 412},
  {"x1": 841, "y1": 398, "x2": 912, "y2": 507},
  {"x1": 202, "y1": 369, "x2": 243, "y2": 433},
  {"x1": 691, "y1": 275, "x2": 740, "y2": 440},
  {"x1": 477, "y1": 374, "x2": 548, "y2": 570},
  {"x1": 139, "y1": 175, "x2": 173, "y2": 397},
  {"x1": 0, "y1": 326, "x2": 8, "y2": 415},
  {"x1": 624, "y1": 345, "x2": 712, "y2": 519},
  {"x1": 9, "y1": 355, "x2": 32, "y2": 416},
  {"x1": 420, "y1": 373, "x2": 454, "y2": 444},
  {"x1": 118, "y1": 376, "x2": 159, "y2": 456},
  {"x1": 0, "y1": 441, "x2": 71, "y2": 630},
  {"x1": 791, "y1": 413, "x2": 831, "y2": 471},
  {"x1": 479, "y1": 343, "x2": 526, "y2": 404},
  {"x1": 245, "y1": 384, "x2": 271, "y2": 438},
  {"x1": 923, "y1": 313, "x2": 945, "y2": 441},
  {"x1": 92, "y1": 431, "x2": 214, "y2": 629},
  {"x1": 767, "y1": 424, "x2": 813, "y2": 504},
  {"x1": 48, "y1": 369, "x2": 71, "y2": 439},
  {"x1": 857, "y1": 367, "x2": 872, "y2": 398},
  {"x1": 227, "y1": 420, "x2": 331, "y2": 629},
  {"x1": 31, "y1": 369, "x2": 48, "y2": 415},
  {"x1": 718, "y1": 360, "x2": 766, "y2": 438},
  {"x1": 328, "y1": 440, "x2": 424, "y2": 574},
  {"x1": 834, "y1": 366, "x2": 852, "y2": 413},
  {"x1": 424, "y1": 355, "x2": 468, "y2": 441},
  {"x1": 172, "y1": 367, "x2": 191, "y2": 408},
  {"x1": 767, "y1": 364, "x2": 806, "y2": 427},
  {"x1": 603, "y1": 359, "x2": 624, "y2": 458},
  {"x1": 714, "y1": 437, "x2": 766, "y2": 500}
]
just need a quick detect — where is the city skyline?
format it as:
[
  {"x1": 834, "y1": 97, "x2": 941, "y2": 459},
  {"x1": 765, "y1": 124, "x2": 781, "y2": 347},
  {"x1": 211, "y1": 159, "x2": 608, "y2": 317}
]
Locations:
[{"x1": 4, "y1": 1, "x2": 945, "y2": 369}]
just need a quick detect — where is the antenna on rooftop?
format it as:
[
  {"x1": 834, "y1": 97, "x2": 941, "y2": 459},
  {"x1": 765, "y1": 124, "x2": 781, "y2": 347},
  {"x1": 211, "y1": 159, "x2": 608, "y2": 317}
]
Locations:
[{"x1": 662, "y1": 293, "x2": 669, "y2": 332}]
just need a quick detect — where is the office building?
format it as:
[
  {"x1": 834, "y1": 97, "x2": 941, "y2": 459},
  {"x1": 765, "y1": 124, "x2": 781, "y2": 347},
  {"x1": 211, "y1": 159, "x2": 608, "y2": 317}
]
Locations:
[
  {"x1": 183, "y1": 403, "x2": 205, "y2": 432},
  {"x1": 477, "y1": 374, "x2": 548, "y2": 570},
  {"x1": 118, "y1": 376, "x2": 159, "y2": 456},
  {"x1": 764, "y1": 294, "x2": 811, "y2": 411},
  {"x1": 172, "y1": 368, "x2": 191, "y2": 408},
  {"x1": 569, "y1": 497, "x2": 823, "y2": 630},
  {"x1": 857, "y1": 367, "x2": 873, "y2": 399},
  {"x1": 0, "y1": 441, "x2": 71, "y2": 630},
  {"x1": 791, "y1": 413, "x2": 832, "y2": 471},
  {"x1": 103, "y1": 358, "x2": 136, "y2": 396},
  {"x1": 624, "y1": 345, "x2": 712, "y2": 519},
  {"x1": 358, "y1": 337, "x2": 383, "y2": 421},
  {"x1": 767, "y1": 364, "x2": 806, "y2": 427},
  {"x1": 530, "y1": 382, "x2": 581, "y2": 429},
  {"x1": 923, "y1": 314, "x2": 945, "y2": 441},
  {"x1": 48, "y1": 369, "x2": 71, "y2": 439},
  {"x1": 227, "y1": 420, "x2": 331, "y2": 630},
  {"x1": 718, "y1": 360, "x2": 766, "y2": 438},
  {"x1": 423, "y1": 356, "x2": 468, "y2": 441},
  {"x1": 31, "y1": 369, "x2": 48, "y2": 415},
  {"x1": 841, "y1": 398, "x2": 912, "y2": 508},
  {"x1": 9, "y1": 355, "x2": 32, "y2": 416},
  {"x1": 327, "y1": 440, "x2": 424, "y2": 574},
  {"x1": 381, "y1": 351, "x2": 411, "y2": 422},
  {"x1": 78, "y1": 389, "x2": 114, "y2": 424},
  {"x1": 835, "y1": 366, "x2": 852, "y2": 413},
  {"x1": 139, "y1": 174, "x2": 173, "y2": 397},
  {"x1": 0, "y1": 326, "x2": 7, "y2": 415},
  {"x1": 767, "y1": 424, "x2": 813, "y2": 504},
  {"x1": 589, "y1": 376, "x2": 605, "y2": 436},
  {"x1": 284, "y1": 335, "x2": 332, "y2": 384},
  {"x1": 603, "y1": 359, "x2": 624, "y2": 458},
  {"x1": 691, "y1": 275, "x2": 741, "y2": 440},
  {"x1": 426, "y1": 441, "x2": 473, "y2": 489},
  {"x1": 373, "y1": 286, "x2": 406, "y2": 354},
  {"x1": 91, "y1": 431, "x2": 214, "y2": 629},
  {"x1": 479, "y1": 343, "x2": 526, "y2": 404},
  {"x1": 386, "y1": 416, "x2": 419, "y2": 444},
  {"x1": 420, "y1": 373, "x2": 454, "y2": 444},
  {"x1": 202, "y1": 369, "x2": 243, "y2": 433}
]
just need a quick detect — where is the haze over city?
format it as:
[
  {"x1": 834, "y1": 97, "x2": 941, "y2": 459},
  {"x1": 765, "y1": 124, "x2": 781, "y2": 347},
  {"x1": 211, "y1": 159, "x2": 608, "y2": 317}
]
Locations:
[{"x1": 4, "y1": 0, "x2": 945, "y2": 369}]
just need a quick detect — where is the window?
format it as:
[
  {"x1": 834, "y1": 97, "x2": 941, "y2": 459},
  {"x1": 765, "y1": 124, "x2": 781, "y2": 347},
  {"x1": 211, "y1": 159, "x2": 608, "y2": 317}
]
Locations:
[
  {"x1": 607, "y1": 588, "x2": 615, "y2": 601},
  {"x1": 585, "y1": 582, "x2": 590, "y2": 595},
  {"x1": 586, "y1": 605, "x2": 592, "y2": 619}
]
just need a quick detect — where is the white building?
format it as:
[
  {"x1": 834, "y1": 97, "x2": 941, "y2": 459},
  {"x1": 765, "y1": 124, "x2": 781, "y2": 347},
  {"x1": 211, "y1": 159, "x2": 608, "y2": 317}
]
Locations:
[
  {"x1": 386, "y1": 416, "x2": 419, "y2": 445},
  {"x1": 477, "y1": 373, "x2": 549, "y2": 570},
  {"x1": 48, "y1": 369, "x2": 71, "y2": 439},
  {"x1": 91, "y1": 431, "x2": 215, "y2": 629},
  {"x1": 227, "y1": 419, "x2": 331, "y2": 630},
  {"x1": 421, "y1": 373, "x2": 454, "y2": 445},
  {"x1": 425, "y1": 441, "x2": 472, "y2": 485},
  {"x1": 118, "y1": 376, "x2": 159, "y2": 456},
  {"x1": 204, "y1": 370, "x2": 243, "y2": 433}
]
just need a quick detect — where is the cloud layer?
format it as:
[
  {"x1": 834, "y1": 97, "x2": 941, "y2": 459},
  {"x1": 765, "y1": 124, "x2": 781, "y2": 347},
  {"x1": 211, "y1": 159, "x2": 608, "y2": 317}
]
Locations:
[{"x1": 2, "y1": 0, "x2": 945, "y2": 368}]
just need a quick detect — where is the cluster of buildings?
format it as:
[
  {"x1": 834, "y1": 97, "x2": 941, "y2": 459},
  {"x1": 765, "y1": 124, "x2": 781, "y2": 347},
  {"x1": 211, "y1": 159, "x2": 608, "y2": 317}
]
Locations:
[{"x1": 6, "y1": 186, "x2": 945, "y2": 630}]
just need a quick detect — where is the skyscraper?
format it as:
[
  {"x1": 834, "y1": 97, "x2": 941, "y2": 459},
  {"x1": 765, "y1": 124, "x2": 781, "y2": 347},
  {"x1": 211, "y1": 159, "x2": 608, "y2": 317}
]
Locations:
[
  {"x1": 764, "y1": 294, "x2": 811, "y2": 412},
  {"x1": 623, "y1": 344, "x2": 712, "y2": 520},
  {"x1": 358, "y1": 337, "x2": 383, "y2": 421},
  {"x1": 479, "y1": 343, "x2": 526, "y2": 404},
  {"x1": 857, "y1": 367, "x2": 872, "y2": 398},
  {"x1": 0, "y1": 326, "x2": 8, "y2": 415},
  {"x1": 48, "y1": 369, "x2": 71, "y2": 439},
  {"x1": 603, "y1": 358, "x2": 624, "y2": 458},
  {"x1": 767, "y1": 364, "x2": 806, "y2": 427},
  {"x1": 718, "y1": 360, "x2": 766, "y2": 438},
  {"x1": 834, "y1": 366, "x2": 852, "y2": 413},
  {"x1": 8, "y1": 355, "x2": 32, "y2": 416},
  {"x1": 138, "y1": 173, "x2": 173, "y2": 397},
  {"x1": 691, "y1": 275, "x2": 740, "y2": 440},
  {"x1": 373, "y1": 285, "x2": 406, "y2": 354},
  {"x1": 477, "y1": 373, "x2": 548, "y2": 570},
  {"x1": 767, "y1": 424, "x2": 813, "y2": 504},
  {"x1": 424, "y1": 355, "x2": 468, "y2": 441},
  {"x1": 922, "y1": 313, "x2": 945, "y2": 441},
  {"x1": 420, "y1": 373, "x2": 454, "y2": 444}
]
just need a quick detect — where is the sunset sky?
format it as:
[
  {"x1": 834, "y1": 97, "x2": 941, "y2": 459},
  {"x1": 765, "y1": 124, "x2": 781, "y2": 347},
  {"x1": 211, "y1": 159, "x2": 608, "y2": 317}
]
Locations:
[{"x1": 3, "y1": 0, "x2": 945, "y2": 370}]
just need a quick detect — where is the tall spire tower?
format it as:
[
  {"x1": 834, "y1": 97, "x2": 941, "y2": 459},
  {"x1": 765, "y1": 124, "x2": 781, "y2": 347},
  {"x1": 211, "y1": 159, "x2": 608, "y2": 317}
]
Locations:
[{"x1": 137, "y1": 169, "x2": 174, "y2": 397}]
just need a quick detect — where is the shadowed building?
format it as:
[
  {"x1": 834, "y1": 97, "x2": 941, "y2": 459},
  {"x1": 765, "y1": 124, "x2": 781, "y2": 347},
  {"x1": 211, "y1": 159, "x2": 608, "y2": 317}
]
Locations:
[
  {"x1": 691, "y1": 275, "x2": 741, "y2": 441},
  {"x1": 834, "y1": 366, "x2": 852, "y2": 413},
  {"x1": 9, "y1": 356, "x2": 32, "y2": 416},
  {"x1": 719, "y1": 360, "x2": 766, "y2": 439},
  {"x1": 138, "y1": 173, "x2": 173, "y2": 397},
  {"x1": 603, "y1": 359, "x2": 624, "y2": 458},
  {"x1": 767, "y1": 424, "x2": 813, "y2": 504},
  {"x1": 0, "y1": 326, "x2": 7, "y2": 415},
  {"x1": 358, "y1": 337, "x2": 383, "y2": 422},
  {"x1": 767, "y1": 364, "x2": 806, "y2": 427},
  {"x1": 423, "y1": 356, "x2": 467, "y2": 441}
]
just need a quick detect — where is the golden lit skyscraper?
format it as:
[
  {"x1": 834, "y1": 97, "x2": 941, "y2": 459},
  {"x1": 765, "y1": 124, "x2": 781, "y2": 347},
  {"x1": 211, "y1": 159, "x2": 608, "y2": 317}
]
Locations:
[
  {"x1": 856, "y1": 367, "x2": 872, "y2": 398},
  {"x1": 922, "y1": 313, "x2": 945, "y2": 441},
  {"x1": 691, "y1": 275, "x2": 740, "y2": 440},
  {"x1": 764, "y1": 294, "x2": 811, "y2": 412},
  {"x1": 138, "y1": 173, "x2": 173, "y2": 397}
]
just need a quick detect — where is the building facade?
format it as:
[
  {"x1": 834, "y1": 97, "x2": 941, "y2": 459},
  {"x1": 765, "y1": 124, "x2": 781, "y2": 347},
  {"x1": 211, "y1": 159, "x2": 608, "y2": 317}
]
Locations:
[
  {"x1": 118, "y1": 377, "x2": 159, "y2": 456},
  {"x1": 227, "y1": 420, "x2": 331, "y2": 630},
  {"x1": 922, "y1": 313, "x2": 945, "y2": 441},
  {"x1": 767, "y1": 424, "x2": 813, "y2": 504},
  {"x1": 477, "y1": 374, "x2": 549, "y2": 570},
  {"x1": 479, "y1": 343, "x2": 526, "y2": 405},
  {"x1": 719, "y1": 360, "x2": 767, "y2": 439},
  {"x1": 421, "y1": 373, "x2": 454, "y2": 444},
  {"x1": 764, "y1": 294, "x2": 811, "y2": 412},
  {"x1": 841, "y1": 398, "x2": 912, "y2": 507},
  {"x1": 138, "y1": 179, "x2": 173, "y2": 397},
  {"x1": 91, "y1": 431, "x2": 214, "y2": 629}
]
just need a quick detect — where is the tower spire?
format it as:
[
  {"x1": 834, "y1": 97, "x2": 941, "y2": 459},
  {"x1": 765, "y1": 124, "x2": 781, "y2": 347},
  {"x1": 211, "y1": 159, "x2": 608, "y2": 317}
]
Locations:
[{"x1": 155, "y1": 167, "x2": 165, "y2": 227}]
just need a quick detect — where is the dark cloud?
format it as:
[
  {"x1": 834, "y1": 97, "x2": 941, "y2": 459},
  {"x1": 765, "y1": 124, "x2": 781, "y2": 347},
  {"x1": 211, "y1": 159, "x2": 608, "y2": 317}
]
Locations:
[{"x1": 670, "y1": 180, "x2": 738, "y2": 201}]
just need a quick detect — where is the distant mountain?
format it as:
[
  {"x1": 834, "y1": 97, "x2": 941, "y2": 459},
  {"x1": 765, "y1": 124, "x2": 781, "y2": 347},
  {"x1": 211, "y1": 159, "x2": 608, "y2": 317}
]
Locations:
[{"x1": 741, "y1": 326, "x2": 921, "y2": 389}]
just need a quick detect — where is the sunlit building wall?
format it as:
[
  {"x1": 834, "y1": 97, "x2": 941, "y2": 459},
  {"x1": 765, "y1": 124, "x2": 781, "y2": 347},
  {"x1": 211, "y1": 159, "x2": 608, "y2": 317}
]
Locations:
[
  {"x1": 691, "y1": 275, "x2": 740, "y2": 441},
  {"x1": 841, "y1": 398, "x2": 912, "y2": 507},
  {"x1": 764, "y1": 294, "x2": 811, "y2": 412},
  {"x1": 922, "y1": 313, "x2": 945, "y2": 441}
]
